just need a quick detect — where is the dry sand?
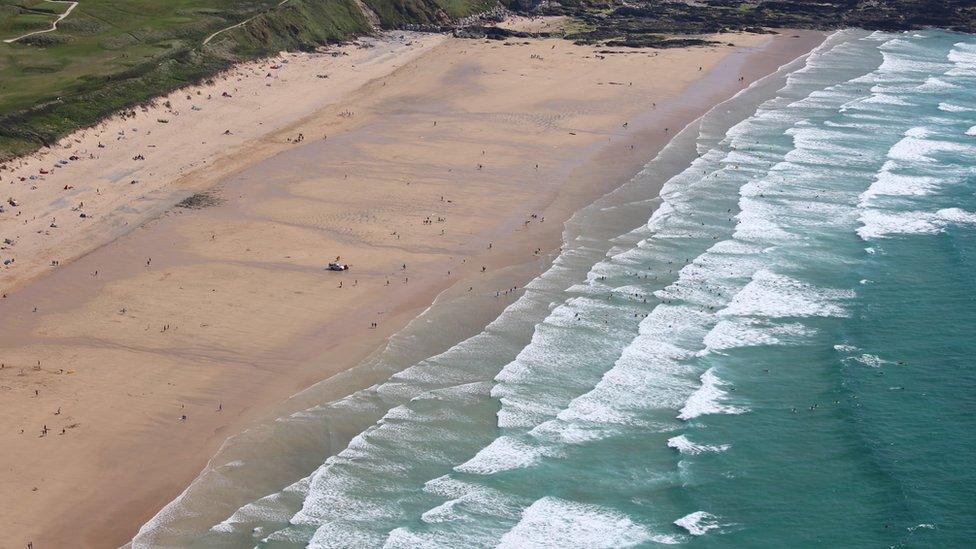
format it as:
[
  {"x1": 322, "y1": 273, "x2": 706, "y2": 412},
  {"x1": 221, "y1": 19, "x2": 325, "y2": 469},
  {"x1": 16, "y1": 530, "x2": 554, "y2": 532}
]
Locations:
[
  {"x1": 0, "y1": 33, "x2": 444, "y2": 296},
  {"x1": 0, "y1": 26, "x2": 824, "y2": 548}
]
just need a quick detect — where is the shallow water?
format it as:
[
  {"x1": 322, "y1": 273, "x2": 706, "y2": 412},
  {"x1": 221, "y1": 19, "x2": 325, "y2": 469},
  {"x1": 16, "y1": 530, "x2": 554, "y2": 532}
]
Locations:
[{"x1": 132, "y1": 29, "x2": 976, "y2": 547}]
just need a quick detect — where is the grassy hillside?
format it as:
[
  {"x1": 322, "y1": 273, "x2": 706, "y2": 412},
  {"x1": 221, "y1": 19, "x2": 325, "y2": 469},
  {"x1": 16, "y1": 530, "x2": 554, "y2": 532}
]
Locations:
[
  {"x1": 3, "y1": 0, "x2": 969, "y2": 160},
  {"x1": 0, "y1": 0, "x2": 72, "y2": 39},
  {"x1": 0, "y1": 0, "x2": 492, "y2": 160}
]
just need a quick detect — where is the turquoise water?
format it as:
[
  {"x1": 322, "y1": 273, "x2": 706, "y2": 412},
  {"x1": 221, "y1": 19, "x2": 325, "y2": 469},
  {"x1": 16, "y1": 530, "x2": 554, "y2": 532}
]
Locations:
[{"x1": 133, "y1": 29, "x2": 976, "y2": 547}]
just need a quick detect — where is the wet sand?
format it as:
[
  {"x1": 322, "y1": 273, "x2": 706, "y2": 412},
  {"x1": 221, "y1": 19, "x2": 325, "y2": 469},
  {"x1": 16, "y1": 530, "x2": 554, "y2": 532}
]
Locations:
[{"x1": 0, "y1": 27, "x2": 824, "y2": 548}]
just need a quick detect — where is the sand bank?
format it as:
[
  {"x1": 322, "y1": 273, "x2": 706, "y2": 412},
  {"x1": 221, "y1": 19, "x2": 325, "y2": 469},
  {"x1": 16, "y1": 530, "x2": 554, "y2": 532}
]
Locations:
[
  {"x1": 0, "y1": 26, "x2": 824, "y2": 548},
  {"x1": 0, "y1": 33, "x2": 444, "y2": 296}
]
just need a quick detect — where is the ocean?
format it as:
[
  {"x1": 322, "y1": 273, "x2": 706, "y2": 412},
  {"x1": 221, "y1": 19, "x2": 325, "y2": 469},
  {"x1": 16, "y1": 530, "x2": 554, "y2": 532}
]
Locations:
[{"x1": 131, "y1": 29, "x2": 976, "y2": 547}]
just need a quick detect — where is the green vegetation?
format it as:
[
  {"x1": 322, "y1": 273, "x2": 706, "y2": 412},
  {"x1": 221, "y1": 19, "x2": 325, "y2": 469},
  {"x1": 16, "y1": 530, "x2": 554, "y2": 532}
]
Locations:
[
  {"x1": 0, "y1": 0, "x2": 492, "y2": 160},
  {"x1": 363, "y1": 0, "x2": 491, "y2": 26},
  {"x1": 0, "y1": 0, "x2": 289, "y2": 112},
  {"x1": 0, "y1": 0, "x2": 71, "y2": 39},
  {"x1": 2, "y1": 0, "x2": 970, "y2": 161},
  {"x1": 176, "y1": 190, "x2": 223, "y2": 208},
  {"x1": 0, "y1": 0, "x2": 282, "y2": 158}
]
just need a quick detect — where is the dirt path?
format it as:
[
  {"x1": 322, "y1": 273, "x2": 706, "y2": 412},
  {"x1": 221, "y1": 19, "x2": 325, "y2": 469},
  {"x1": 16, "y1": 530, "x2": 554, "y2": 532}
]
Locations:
[
  {"x1": 2, "y1": 0, "x2": 78, "y2": 44},
  {"x1": 202, "y1": 0, "x2": 291, "y2": 46}
]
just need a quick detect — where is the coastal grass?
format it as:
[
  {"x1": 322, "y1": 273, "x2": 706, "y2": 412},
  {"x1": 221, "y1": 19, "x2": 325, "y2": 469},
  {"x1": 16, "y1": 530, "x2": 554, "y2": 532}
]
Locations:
[
  {"x1": 0, "y1": 0, "x2": 285, "y2": 158},
  {"x1": 0, "y1": 0, "x2": 71, "y2": 39},
  {"x1": 5, "y1": 0, "x2": 969, "y2": 162},
  {"x1": 0, "y1": 0, "x2": 489, "y2": 161},
  {"x1": 0, "y1": 0, "x2": 283, "y2": 111}
]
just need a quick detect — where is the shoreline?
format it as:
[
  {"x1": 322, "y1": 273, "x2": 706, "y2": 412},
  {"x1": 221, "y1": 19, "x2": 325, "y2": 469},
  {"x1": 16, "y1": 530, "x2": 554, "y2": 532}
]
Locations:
[
  {"x1": 134, "y1": 30, "x2": 831, "y2": 543},
  {"x1": 0, "y1": 27, "x2": 825, "y2": 548}
]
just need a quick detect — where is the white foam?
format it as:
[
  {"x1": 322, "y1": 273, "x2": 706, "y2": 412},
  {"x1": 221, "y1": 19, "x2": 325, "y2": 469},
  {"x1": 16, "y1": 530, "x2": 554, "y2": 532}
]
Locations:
[
  {"x1": 422, "y1": 474, "x2": 523, "y2": 519},
  {"x1": 720, "y1": 270, "x2": 852, "y2": 319},
  {"x1": 646, "y1": 201, "x2": 676, "y2": 230},
  {"x1": 938, "y1": 102, "x2": 974, "y2": 113},
  {"x1": 383, "y1": 528, "x2": 444, "y2": 548},
  {"x1": 674, "y1": 511, "x2": 725, "y2": 536},
  {"x1": 915, "y1": 76, "x2": 960, "y2": 91},
  {"x1": 453, "y1": 436, "x2": 544, "y2": 475},
  {"x1": 543, "y1": 337, "x2": 696, "y2": 436},
  {"x1": 703, "y1": 319, "x2": 815, "y2": 351},
  {"x1": 495, "y1": 394, "x2": 564, "y2": 429},
  {"x1": 858, "y1": 93, "x2": 912, "y2": 106},
  {"x1": 667, "y1": 435, "x2": 731, "y2": 455},
  {"x1": 678, "y1": 368, "x2": 746, "y2": 420},
  {"x1": 858, "y1": 208, "x2": 976, "y2": 239},
  {"x1": 948, "y1": 42, "x2": 976, "y2": 76},
  {"x1": 877, "y1": 45, "x2": 950, "y2": 75},
  {"x1": 858, "y1": 209, "x2": 937, "y2": 239},
  {"x1": 967, "y1": 126, "x2": 976, "y2": 137},
  {"x1": 853, "y1": 354, "x2": 888, "y2": 368},
  {"x1": 498, "y1": 497, "x2": 652, "y2": 549},
  {"x1": 732, "y1": 199, "x2": 794, "y2": 241},
  {"x1": 887, "y1": 127, "x2": 974, "y2": 163},
  {"x1": 211, "y1": 477, "x2": 310, "y2": 534},
  {"x1": 938, "y1": 208, "x2": 976, "y2": 224},
  {"x1": 136, "y1": 31, "x2": 969, "y2": 546},
  {"x1": 307, "y1": 522, "x2": 380, "y2": 548},
  {"x1": 859, "y1": 167, "x2": 941, "y2": 203}
]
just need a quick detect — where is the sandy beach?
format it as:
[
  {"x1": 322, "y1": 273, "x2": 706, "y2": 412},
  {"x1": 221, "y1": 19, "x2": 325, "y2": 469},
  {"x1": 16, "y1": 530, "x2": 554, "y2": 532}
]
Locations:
[{"x1": 0, "y1": 23, "x2": 823, "y2": 548}]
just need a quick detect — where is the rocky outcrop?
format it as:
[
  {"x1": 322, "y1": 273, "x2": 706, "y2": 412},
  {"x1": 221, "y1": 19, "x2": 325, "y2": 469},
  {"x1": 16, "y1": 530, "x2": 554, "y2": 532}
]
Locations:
[{"x1": 511, "y1": 0, "x2": 976, "y2": 45}]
